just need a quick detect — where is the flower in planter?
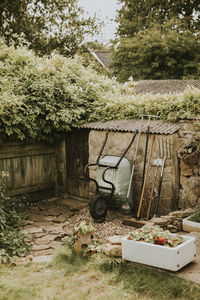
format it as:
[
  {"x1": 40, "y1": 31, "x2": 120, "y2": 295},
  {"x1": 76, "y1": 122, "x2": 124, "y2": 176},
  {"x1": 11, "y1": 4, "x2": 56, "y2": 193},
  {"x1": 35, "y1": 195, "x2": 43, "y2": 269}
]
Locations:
[
  {"x1": 177, "y1": 138, "x2": 199, "y2": 165},
  {"x1": 127, "y1": 225, "x2": 184, "y2": 248},
  {"x1": 65, "y1": 221, "x2": 99, "y2": 256},
  {"x1": 74, "y1": 221, "x2": 95, "y2": 235},
  {"x1": 178, "y1": 139, "x2": 199, "y2": 156}
]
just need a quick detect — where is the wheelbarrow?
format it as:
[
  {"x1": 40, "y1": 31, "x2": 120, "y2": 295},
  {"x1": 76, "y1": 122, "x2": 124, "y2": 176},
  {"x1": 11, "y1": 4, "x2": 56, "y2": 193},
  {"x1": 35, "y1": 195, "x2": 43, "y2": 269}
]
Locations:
[{"x1": 84, "y1": 128, "x2": 138, "y2": 222}]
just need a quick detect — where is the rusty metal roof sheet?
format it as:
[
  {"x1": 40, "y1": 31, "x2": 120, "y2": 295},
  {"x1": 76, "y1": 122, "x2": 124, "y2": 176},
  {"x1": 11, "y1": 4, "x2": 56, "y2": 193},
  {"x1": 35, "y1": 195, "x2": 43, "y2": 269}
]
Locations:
[{"x1": 81, "y1": 119, "x2": 180, "y2": 135}]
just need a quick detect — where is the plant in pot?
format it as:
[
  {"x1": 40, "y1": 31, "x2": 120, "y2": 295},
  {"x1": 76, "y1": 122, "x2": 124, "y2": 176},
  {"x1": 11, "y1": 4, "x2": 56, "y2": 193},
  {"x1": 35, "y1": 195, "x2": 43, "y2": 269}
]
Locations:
[
  {"x1": 183, "y1": 208, "x2": 200, "y2": 233},
  {"x1": 66, "y1": 221, "x2": 99, "y2": 256},
  {"x1": 178, "y1": 138, "x2": 199, "y2": 165},
  {"x1": 121, "y1": 224, "x2": 196, "y2": 271}
]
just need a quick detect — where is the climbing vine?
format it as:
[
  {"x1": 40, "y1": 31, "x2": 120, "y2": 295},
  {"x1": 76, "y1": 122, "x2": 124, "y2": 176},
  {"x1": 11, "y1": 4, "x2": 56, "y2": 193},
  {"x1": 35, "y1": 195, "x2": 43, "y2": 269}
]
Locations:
[{"x1": 0, "y1": 39, "x2": 200, "y2": 143}]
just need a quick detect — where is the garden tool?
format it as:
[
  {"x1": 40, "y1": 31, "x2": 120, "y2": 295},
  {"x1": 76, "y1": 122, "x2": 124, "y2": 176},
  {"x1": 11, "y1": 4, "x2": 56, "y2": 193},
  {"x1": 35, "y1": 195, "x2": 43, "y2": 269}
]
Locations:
[
  {"x1": 146, "y1": 158, "x2": 161, "y2": 220},
  {"x1": 127, "y1": 108, "x2": 145, "y2": 200},
  {"x1": 140, "y1": 114, "x2": 160, "y2": 198},
  {"x1": 154, "y1": 157, "x2": 166, "y2": 216},
  {"x1": 137, "y1": 134, "x2": 155, "y2": 219},
  {"x1": 154, "y1": 138, "x2": 172, "y2": 216}
]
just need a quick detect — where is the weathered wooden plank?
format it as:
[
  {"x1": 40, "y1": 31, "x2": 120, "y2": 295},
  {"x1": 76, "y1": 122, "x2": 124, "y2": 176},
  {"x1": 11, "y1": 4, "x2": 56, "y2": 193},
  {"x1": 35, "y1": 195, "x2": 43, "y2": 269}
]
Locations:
[
  {"x1": 0, "y1": 154, "x2": 56, "y2": 187},
  {"x1": 6, "y1": 182, "x2": 55, "y2": 196},
  {"x1": 0, "y1": 141, "x2": 54, "y2": 149},
  {"x1": 66, "y1": 178, "x2": 89, "y2": 199},
  {"x1": 0, "y1": 148, "x2": 55, "y2": 159},
  {"x1": 65, "y1": 129, "x2": 89, "y2": 199},
  {"x1": 0, "y1": 140, "x2": 60, "y2": 200}
]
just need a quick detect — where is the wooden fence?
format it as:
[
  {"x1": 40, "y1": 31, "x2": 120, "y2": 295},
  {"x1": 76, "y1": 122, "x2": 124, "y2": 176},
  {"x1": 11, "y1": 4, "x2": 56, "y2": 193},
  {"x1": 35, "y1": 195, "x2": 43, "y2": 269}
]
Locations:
[
  {"x1": 0, "y1": 130, "x2": 90, "y2": 202},
  {"x1": 0, "y1": 141, "x2": 56, "y2": 200}
]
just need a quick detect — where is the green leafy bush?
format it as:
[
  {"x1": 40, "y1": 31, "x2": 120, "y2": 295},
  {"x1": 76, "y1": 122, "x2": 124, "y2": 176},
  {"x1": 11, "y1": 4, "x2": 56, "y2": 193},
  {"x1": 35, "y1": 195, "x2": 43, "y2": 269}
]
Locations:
[
  {"x1": 0, "y1": 39, "x2": 200, "y2": 144},
  {"x1": 188, "y1": 209, "x2": 200, "y2": 223},
  {"x1": 0, "y1": 39, "x2": 124, "y2": 143},
  {"x1": 0, "y1": 172, "x2": 30, "y2": 263}
]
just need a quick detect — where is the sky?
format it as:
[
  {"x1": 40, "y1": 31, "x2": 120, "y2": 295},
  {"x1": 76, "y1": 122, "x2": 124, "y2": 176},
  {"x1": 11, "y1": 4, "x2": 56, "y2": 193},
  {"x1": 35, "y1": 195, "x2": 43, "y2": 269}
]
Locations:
[{"x1": 78, "y1": 0, "x2": 120, "y2": 43}]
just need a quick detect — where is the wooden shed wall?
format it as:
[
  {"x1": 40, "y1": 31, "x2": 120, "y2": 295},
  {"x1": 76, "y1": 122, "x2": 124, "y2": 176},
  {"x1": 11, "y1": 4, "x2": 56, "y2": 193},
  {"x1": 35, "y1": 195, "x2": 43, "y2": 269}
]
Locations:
[{"x1": 65, "y1": 129, "x2": 89, "y2": 199}]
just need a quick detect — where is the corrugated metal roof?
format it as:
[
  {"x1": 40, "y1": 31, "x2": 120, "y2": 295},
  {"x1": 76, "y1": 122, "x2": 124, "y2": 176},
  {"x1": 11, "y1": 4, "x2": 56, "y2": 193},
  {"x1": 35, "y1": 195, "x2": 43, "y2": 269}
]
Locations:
[
  {"x1": 81, "y1": 119, "x2": 180, "y2": 135},
  {"x1": 134, "y1": 80, "x2": 200, "y2": 95}
]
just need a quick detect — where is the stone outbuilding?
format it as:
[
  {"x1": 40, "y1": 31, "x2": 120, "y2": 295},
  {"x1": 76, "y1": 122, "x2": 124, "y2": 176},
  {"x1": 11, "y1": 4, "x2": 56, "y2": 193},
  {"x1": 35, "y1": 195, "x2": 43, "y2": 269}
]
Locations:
[
  {"x1": 65, "y1": 80, "x2": 200, "y2": 217},
  {"x1": 65, "y1": 118, "x2": 199, "y2": 218}
]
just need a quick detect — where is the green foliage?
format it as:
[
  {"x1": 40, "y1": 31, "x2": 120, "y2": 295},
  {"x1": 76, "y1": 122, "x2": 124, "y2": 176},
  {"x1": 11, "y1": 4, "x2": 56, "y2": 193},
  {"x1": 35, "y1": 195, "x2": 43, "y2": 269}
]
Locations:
[
  {"x1": 128, "y1": 224, "x2": 184, "y2": 247},
  {"x1": 0, "y1": 40, "x2": 200, "y2": 144},
  {"x1": 0, "y1": 0, "x2": 99, "y2": 56},
  {"x1": 64, "y1": 222, "x2": 100, "y2": 257},
  {"x1": 113, "y1": 1, "x2": 200, "y2": 81},
  {"x1": 117, "y1": 261, "x2": 200, "y2": 300},
  {"x1": 1, "y1": 247, "x2": 200, "y2": 300},
  {"x1": 0, "y1": 172, "x2": 30, "y2": 263},
  {"x1": 89, "y1": 85, "x2": 200, "y2": 123},
  {"x1": 74, "y1": 221, "x2": 95, "y2": 235},
  {"x1": 54, "y1": 248, "x2": 200, "y2": 300},
  {"x1": 0, "y1": 40, "x2": 122, "y2": 142},
  {"x1": 91, "y1": 253, "x2": 123, "y2": 273},
  {"x1": 112, "y1": 21, "x2": 200, "y2": 81},
  {"x1": 188, "y1": 209, "x2": 200, "y2": 223},
  {"x1": 116, "y1": 0, "x2": 200, "y2": 37}
]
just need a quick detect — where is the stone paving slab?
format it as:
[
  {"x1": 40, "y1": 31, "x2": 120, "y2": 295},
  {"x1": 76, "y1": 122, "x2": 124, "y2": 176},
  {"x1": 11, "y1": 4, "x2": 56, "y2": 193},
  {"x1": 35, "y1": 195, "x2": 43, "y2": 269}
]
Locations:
[
  {"x1": 56, "y1": 198, "x2": 88, "y2": 211},
  {"x1": 18, "y1": 198, "x2": 200, "y2": 286},
  {"x1": 20, "y1": 197, "x2": 87, "y2": 259}
]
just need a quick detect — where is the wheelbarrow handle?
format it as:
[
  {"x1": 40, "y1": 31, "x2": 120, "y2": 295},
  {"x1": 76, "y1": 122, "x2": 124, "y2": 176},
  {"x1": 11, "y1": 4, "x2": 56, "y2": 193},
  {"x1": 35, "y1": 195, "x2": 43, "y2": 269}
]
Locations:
[
  {"x1": 96, "y1": 128, "x2": 109, "y2": 164},
  {"x1": 102, "y1": 166, "x2": 115, "y2": 196},
  {"x1": 115, "y1": 129, "x2": 138, "y2": 169},
  {"x1": 84, "y1": 163, "x2": 99, "y2": 192},
  {"x1": 127, "y1": 109, "x2": 146, "y2": 199}
]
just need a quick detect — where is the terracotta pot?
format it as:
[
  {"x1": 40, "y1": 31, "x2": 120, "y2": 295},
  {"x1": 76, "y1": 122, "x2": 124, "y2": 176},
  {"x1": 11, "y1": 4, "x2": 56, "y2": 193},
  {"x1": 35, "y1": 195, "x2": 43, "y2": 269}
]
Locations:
[
  {"x1": 74, "y1": 231, "x2": 93, "y2": 255},
  {"x1": 178, "y1": 146, "x2": 199, "y2": 165}
]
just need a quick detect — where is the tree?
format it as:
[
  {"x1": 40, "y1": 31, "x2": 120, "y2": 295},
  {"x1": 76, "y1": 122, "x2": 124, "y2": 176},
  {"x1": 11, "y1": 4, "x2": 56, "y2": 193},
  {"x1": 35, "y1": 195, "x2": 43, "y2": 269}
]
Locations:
[
  {"x1": 112, "y1": 1, "x2": 200, "y2": 81},
  {"x1": 116, "y1": 0, "x2": 200, "y2": 37},
  {"x1": 0, "y1": 0, "x2": 99, "y2": 56},
  {"x1": 112, "y1": 22, "x2": 200, "y2": 81}
]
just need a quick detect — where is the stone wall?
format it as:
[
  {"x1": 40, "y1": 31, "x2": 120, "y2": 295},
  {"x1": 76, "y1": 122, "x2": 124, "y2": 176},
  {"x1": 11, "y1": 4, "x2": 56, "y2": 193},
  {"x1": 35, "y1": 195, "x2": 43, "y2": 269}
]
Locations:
[
  {"x1": 88, "y1": 130, "x2": 179, "y2": 217},
  {"x1": 177, "y1": 121, "x2": 200, "y2": 209},
  {"x1": 65, "y1": 121, "x2": 200, "y2": 215}
]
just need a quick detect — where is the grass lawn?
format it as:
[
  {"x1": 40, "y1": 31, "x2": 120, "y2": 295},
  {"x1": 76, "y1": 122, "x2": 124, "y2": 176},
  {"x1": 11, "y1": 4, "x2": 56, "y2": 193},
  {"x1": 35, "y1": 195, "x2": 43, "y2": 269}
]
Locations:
[{"x1": 0, "y1": 246, "x2": 199, "y2": 300}]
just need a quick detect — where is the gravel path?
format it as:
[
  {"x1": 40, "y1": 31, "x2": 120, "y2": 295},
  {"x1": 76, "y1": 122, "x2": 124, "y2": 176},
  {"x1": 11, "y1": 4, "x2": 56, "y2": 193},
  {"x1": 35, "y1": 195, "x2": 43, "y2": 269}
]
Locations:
[
  {"x1": 67, "y1": 206, "x2": 133, "y2": 240},
  {"x1": 18, "y1": 197, "x2": 200, "y2": 286}
]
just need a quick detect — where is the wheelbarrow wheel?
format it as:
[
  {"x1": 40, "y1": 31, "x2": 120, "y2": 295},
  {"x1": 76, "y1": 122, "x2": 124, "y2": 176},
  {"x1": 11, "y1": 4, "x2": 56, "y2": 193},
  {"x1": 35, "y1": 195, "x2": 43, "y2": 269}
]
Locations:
[{"x1": 89, "y1": 194, "x2": 108, "y2": 222}]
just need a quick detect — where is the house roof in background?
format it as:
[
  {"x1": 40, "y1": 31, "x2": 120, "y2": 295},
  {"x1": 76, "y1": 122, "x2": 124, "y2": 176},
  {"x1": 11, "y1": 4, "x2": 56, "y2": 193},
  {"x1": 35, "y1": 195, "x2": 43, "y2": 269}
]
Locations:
[
  {"x1": 81, "y1": 119, "x2": 180, "y2": 135},
  {"x1": 94, "y1": 51, "x2": 112, "y2": 69},
  {"x1": 87, "y1": 49, "x2": 112, "y2": 73},
  {"x1": 134, "y1": 80, "x2": 200, "y2": 95}
]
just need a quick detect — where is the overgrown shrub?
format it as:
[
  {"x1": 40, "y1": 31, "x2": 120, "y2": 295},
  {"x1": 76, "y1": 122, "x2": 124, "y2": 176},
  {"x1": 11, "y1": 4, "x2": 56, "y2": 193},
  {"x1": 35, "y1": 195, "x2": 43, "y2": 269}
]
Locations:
[
  {"x1": 0, "y1": 39, "x2": 126, "y2": 143},
  {"x1": 0, "y1": 172, "x2": 30, "y2": 263},
  {"x1": 0, "y1": 39, "x2": 200, "y2": 143}
]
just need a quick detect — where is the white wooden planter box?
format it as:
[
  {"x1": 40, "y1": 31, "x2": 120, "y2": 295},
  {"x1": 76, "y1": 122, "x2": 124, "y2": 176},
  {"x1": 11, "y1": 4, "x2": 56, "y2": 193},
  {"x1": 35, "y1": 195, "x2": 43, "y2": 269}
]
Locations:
[
  {"x1": 121, "y1": 235, "x2": 196, "y2": 271},
  {"x1": 183, "y1": 215, "x2": 200, "y2": 233}
]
